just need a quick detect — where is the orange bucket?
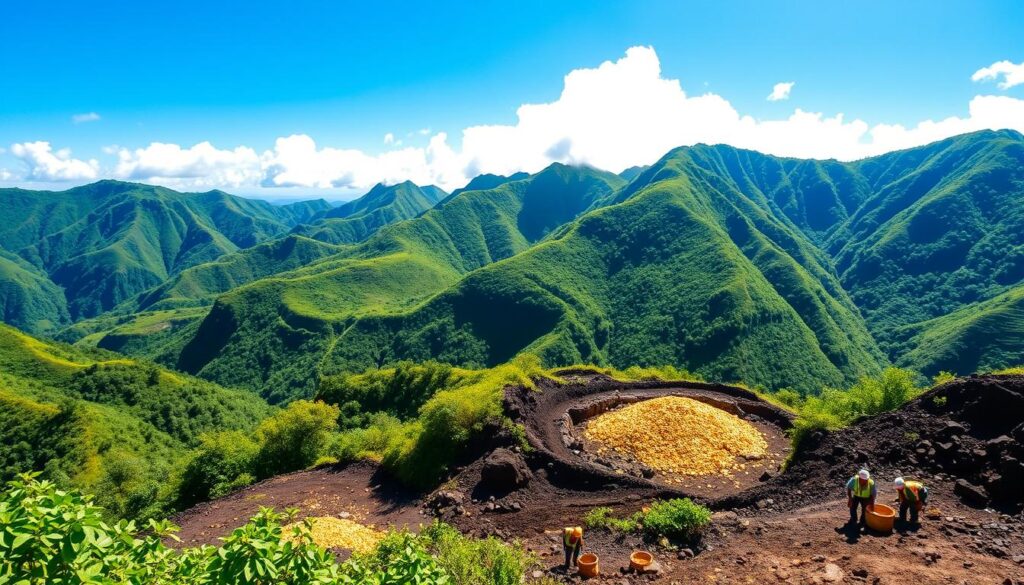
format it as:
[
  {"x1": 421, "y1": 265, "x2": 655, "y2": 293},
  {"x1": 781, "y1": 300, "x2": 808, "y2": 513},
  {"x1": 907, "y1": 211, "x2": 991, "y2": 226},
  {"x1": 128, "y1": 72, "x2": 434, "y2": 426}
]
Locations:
[
  {"x1": 866, "y1": 503, "x2": 896, "y2": 533},
  {"x1": 630, "y1": 551, "x2": 653, "y2": 571},
  {"x1": 577, "y1": 553, "x2": 599, "y2": 577}
]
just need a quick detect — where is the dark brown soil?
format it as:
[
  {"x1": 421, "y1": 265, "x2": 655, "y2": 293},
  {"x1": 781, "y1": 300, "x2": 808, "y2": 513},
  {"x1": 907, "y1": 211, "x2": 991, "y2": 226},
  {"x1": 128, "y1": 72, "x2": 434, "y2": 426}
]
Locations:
[
  {"x1": 172, "y1": 372, "x2": 1024, "y2": 583},
  {"x1": 170, "y1": 460, "x2": 425, "y2": 548}
]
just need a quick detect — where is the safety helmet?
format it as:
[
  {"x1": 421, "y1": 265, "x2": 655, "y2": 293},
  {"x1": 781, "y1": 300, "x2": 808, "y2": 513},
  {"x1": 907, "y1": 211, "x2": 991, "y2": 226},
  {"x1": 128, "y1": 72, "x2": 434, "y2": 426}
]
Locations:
[
  {"x1": 894, "y1": 477, "x2": 905, "y2": 488},
  {"x1": 858, "y1": 469, "x2": 870, "y2": 480}
]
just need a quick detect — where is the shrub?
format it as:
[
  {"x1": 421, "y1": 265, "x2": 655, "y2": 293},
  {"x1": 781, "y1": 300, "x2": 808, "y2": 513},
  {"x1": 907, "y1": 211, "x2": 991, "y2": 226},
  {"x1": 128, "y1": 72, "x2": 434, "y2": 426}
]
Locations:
[
  {"x1": 419, "y1": 521, "x2": 534, "y2": 585},
  {"x1": 177, "y1": 430, "x2": 259, "y2": 507},
  {"x1": 640, "y1": 498, "x2": 711, "y2": 542},
  {"x1": 254, "y1": 400, "x2": 340, "y2": 478},
  {"x1": 583, "y1": 506, "x2": 640, "y2": 532}
]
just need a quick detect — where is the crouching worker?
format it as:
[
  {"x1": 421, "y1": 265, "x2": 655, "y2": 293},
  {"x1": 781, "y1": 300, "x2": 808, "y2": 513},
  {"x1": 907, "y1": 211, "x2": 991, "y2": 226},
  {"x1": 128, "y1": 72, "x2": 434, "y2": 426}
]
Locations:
[
  {"x1": 894, "y1": 477, "x2": 928, "y2": 524},
  {"x1": 846, "y1": 469, "x2": 876, "y2": 526},
  {"x1": 563, "y1": 526, "x2": 583, "y2": 570}
]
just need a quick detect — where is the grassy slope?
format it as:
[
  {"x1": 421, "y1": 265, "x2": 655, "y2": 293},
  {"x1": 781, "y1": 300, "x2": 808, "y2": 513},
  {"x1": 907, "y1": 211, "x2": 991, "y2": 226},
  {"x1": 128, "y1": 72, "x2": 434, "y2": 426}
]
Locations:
[
  {"x1": 293, "y1": 181, "x2": 446, "y2": 245},
  {"x1": 892, "y1": 285, "x2": 1024, "y2": 376},
  {"x1": 172, "y1": 165, "x2": 626, "y2": 401},
  {"x1": 0, "y1": 181, "x2": 328, "y2": 325},
  {"x1": 828, "y1": 130, "x2": 1024, "y2": 344},
  {"x1": 0, "y1": 250, "x2": 70, "y2": 333},
  {"x1": 326, "y1": 148, "x2": 884, "y2": 393},
  {"x1": 0, "y1": 323, "x2": 269, "y2": 514}
]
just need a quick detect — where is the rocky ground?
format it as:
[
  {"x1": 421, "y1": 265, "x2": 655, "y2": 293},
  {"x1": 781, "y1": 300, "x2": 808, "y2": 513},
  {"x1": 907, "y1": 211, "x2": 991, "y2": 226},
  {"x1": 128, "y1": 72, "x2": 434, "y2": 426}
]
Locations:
[{"x1": 172, "y1": 373, "x2": 1024, "y2": 583}]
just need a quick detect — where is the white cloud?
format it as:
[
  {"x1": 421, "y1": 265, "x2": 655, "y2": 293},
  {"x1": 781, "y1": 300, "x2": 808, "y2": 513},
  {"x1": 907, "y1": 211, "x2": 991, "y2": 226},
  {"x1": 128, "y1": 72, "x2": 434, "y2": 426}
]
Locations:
[
  {"x1": 383, "y1": 132, "x2": 395, "y2": 144},
  {"x1": 10, "y1": 142, "x2": 99, "y2": 181},
  {"x1": 972, "y1": 60, "x2": 1024, "y2": 90},
  {"x1": 0, "y1": 169, "x2": 14, "y2": 181},
  {"x1": 113, "y1": 141, "x2": 262, "y2": 189},
  {"x1": 72, "y1": 112, "x2": 101, "y2": 124},
  {"x1": 13, "y1": 47, "x2": 1024, "y2": 193},
  {"x1": 767, "y1": 82, "x2": 795, "y2": 101}
]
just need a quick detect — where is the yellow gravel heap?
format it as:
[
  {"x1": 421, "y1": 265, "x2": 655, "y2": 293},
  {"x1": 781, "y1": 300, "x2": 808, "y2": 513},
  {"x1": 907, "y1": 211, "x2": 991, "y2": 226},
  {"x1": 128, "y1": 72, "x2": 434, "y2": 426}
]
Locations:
[
  {"x1": 289, "y1": 517, "x2": 383, "y2": 554},
  {"x1": 583, "y1": 396, "x2": 768, "y2": 476}
]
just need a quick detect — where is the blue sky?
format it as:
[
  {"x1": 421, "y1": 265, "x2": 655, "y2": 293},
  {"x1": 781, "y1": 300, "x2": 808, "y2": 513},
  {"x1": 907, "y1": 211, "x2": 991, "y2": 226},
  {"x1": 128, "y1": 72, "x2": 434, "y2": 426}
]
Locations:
[{"x1": 2, "y1": 0, "x2": 1023, "y2": 199}]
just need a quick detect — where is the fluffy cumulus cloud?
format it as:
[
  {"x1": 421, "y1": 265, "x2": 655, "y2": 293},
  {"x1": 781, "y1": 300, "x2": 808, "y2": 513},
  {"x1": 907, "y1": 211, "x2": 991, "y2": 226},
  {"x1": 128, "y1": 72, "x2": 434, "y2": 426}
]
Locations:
[
  {"x1": 12, "y1": 47, "x2": 1024, "y2": 192},
  {"x1": 72, "y1": 112, "x2": 101, "y2": 124},
  {"x1": 972, "y1": 60, "x2": 1024, "y2": 90},
  {"x1": 10, "y1": 142, "x2": 99, "y2": 181},
  {"x1": 767, "y1": 82, "x2": 795, "y2": 101},
  {"x1": 112, "y1": 142, "x2": 262, "y2": 189}
]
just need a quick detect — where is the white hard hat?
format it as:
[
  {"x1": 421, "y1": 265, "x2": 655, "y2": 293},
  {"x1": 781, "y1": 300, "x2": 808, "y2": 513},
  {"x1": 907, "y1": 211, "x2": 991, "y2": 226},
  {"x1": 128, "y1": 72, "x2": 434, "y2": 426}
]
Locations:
[
  {"x1": 858, "y1": 469, "x2": 870, "y2": 480},
  {"x1": 894, "y1": 477, "x2": 905, "y2": 487}
]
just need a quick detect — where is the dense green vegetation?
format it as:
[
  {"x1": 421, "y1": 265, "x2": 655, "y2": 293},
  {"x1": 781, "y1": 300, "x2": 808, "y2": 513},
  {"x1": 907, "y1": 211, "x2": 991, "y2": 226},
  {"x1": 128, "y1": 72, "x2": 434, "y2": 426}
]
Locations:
[
  {"x1": 5, "y1": 131, "x2": 1024, "y2": 396},
  {"x1": 0, "y1": 323, "x2": 271, "y2": 519},
  {"x1": 0, "y1": 181, "x2": 330, "y2": 328},
  {"x1": 167, "y1": 164, "x2": 625, "y2": 401},
  {"x1": 583, "y1": 497, "x2": 712, "y2": 542},
  {"x1": 0, "y1": 474, "x2": 532, "y2": 585}
]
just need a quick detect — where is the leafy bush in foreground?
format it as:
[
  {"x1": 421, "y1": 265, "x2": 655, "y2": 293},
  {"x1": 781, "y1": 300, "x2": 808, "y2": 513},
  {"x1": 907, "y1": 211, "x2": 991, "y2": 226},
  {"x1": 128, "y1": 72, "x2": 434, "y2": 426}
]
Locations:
[{"x1": 0, "y1": 475, "x2": 526, "y2": 585}]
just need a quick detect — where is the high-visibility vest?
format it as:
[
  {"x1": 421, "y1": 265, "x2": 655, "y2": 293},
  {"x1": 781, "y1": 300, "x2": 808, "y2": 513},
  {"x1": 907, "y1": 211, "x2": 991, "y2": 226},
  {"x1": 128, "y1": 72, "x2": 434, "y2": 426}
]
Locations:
[
  {"x1": 902, "y1": 481, "x2": 923, "y2": 502},
  {"x1": 564, "y1": 528, "x2": 581, "y2": 547},
  {"x1": 851, "y1": 478, "x2": 874, "y2": 498}
]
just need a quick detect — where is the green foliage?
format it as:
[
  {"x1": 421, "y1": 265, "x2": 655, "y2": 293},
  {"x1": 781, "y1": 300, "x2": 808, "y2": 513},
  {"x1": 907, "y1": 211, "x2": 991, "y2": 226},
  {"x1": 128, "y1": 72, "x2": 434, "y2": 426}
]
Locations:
[
  {"x1": 1, "y1": 475, "x2": 533, "y2": 585},
  {"x1": 0, "y1": 323, "x2": 270, "y2": 521},
  {"x1": 318, "y1": 361, "x2": 457, "y2": 425},
  {"x1": 583, "y1": 506, "x2": 640, "y2": 532},
  {"x1": 326, "y1": 356, "x2": 547, "y2": 487},
  {"x1": 932, "y1": 371, "x2": 957, "y2": 386},
  {"x1": 177, "y1": 431, "x2": 259, "y2": 508},
  {"x1": 0, "y1": 181, "x2": 327, "y2": 324},
  {"x1": 787, "y1": 367, "x2": 926, "y2": 449},
  {"x1": 254, "y1": 400, "x2": 341, "y2": 478},
  {"x1": 640, "y1": 498, "x2": 712, "y2": 542}
]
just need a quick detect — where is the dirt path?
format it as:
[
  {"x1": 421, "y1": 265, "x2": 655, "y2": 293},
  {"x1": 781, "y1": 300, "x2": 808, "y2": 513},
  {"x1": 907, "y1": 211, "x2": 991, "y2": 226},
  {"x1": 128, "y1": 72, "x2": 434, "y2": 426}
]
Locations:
[{"x1": 170, "y1": 461, "x2": 425, "y2": 547}]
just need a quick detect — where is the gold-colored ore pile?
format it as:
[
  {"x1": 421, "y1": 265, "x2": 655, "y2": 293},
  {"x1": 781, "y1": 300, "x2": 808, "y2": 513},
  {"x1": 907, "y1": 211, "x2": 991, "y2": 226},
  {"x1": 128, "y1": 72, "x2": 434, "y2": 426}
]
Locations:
[
  {"x1": 583, "y1": 396, "x2": 768, "y2": 476},
  {"x1": 288, "y1": 517, "x2": 383, "y2": 554}
]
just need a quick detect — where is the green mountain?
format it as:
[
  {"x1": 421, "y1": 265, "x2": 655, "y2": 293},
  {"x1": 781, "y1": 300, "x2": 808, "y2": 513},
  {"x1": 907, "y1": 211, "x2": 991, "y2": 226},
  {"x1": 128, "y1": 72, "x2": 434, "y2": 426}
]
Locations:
[
  {"x1": 891, "y1": 285, "x2": 1024, "y2": 377},
  {"x1": 830, "y1": 130, "x2": 1024, "y2": 343},
  {"x1": 171, "y1": 164, "x2": 627, "y2": 401},
  {"x1": 0, "y1": 250, "x2": 70, "y2": 333},
  {"x1": 0, "y1": 323, "x2": 270, "y2": 518},
  {"x1": 324, "y1": 146, "x2": 886, "y2": 392},
  {"x1": 0, "y1": 181, "x2": 331, "y2": 327},
  {"x1": 447, "y1": 172, "x2": 530, "y2": 199},
  {"x1": 293, "y1": 181, "x2": 446, "y2": 245}
]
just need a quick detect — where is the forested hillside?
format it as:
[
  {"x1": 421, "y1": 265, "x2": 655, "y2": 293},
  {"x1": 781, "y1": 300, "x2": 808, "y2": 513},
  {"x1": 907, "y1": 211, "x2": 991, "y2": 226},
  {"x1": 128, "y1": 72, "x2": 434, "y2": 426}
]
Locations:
[
  {"x1": 0, "y1": 181, "x2": 330, "y2": 329},
  {"x1": 2, "y1": 130, "x2": 1023, "y2": 400},
  {"x1": 0, "y1": 323, "x2": 270, "y2": 518}
]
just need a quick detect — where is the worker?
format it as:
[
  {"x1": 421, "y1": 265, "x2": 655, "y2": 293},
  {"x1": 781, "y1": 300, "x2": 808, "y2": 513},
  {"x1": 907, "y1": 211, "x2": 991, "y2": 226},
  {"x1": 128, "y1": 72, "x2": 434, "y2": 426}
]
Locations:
[
  {"x1": 562, "y1": 526, "x2": 584, "y2": 570},
  {"x1": 894, "y1": 477, "x2": 929, "y2": 524},
  {"x1": 845, "y1": 469, "x2": 876, "y2": 526}
]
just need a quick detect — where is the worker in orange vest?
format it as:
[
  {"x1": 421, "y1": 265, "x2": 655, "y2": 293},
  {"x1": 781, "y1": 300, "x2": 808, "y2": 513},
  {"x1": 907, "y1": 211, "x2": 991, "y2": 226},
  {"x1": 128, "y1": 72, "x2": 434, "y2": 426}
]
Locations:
[
  {"x1": 563, "y1": 526, "x2": 584, "y2": 569},
  {"x1": 845, "y1": 469, "x2": 876, "y2": 526},
  {"x1": 894, "y1": 477, "x2": 929, "y2": 524}
]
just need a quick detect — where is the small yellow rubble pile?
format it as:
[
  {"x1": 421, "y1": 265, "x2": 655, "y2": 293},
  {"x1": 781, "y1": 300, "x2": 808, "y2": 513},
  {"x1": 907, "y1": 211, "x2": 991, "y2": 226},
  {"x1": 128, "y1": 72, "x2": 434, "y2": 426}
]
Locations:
[
  {"x1": 583, "y1": 396, "x2": 768, "y2": 476},
  {"x1": 288, "y1": 517, "x2": 383, "y2": 554}
]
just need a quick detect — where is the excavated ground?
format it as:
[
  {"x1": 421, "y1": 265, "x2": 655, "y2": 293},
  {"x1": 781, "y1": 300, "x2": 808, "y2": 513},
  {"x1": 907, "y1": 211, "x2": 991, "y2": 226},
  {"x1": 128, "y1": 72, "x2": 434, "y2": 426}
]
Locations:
[{"x1": 173, "y1": 372, "x2": 1024, "y2": 583}]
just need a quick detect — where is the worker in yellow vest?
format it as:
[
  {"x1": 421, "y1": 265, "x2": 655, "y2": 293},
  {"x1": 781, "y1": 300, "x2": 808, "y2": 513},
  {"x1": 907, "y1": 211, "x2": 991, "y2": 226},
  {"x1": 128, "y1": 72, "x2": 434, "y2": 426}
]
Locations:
[
  {"x1": 845, "y1": 469, "x2": 876, "y2": 526},
  {"x1": 562, "y1": 526, "x2": 584, "y2": 570},
  {"x1": 894, "y1": 477, "x2": 929, "y2": 524}
]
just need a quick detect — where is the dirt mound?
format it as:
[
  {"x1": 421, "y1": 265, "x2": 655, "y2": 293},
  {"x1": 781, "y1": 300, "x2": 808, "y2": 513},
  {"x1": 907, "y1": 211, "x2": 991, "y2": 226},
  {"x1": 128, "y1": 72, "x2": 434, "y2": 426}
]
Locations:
[{"x1": 723, "y1": 374, "x2": 1024, "y2": 515}]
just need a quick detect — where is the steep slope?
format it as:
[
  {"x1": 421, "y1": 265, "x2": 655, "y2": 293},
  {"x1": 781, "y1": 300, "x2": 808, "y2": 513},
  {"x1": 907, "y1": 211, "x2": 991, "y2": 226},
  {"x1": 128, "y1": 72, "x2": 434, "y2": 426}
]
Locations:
[
  {"x1": 324, "y1": 148, "x2": 885, "y2": 393},
  {"x1": 292, "y1": 181, "x2": 446, "y2": 245},
  {"x1": 892, "y1": 285, "x2": 1024, "y2": 376},
  {"x1": 0, "y1": 181, "x2": 327, "y2": 325},
  {"x1": 0, "y1": 250, "x2": 69, "y2": 333},
  {"x1": 828, "y1": 130, "x2": 1024, "y2": 342},
  {"x1": 173, "y1": 165, "x2": 626, "y2": 401},
  {"x1": 447, "y1": 172, "x2": 530, "y2": 199},
  {"x1": 0, "y1": 323, "x2": 270, "y2": 518}
]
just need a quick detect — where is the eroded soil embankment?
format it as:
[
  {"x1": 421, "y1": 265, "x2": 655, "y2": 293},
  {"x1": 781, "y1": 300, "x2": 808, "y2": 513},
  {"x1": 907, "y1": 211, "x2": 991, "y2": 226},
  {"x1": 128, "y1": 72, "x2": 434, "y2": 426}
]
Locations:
[{"x1": 503, "y1": 371, "x2": 794, "y2": 502}]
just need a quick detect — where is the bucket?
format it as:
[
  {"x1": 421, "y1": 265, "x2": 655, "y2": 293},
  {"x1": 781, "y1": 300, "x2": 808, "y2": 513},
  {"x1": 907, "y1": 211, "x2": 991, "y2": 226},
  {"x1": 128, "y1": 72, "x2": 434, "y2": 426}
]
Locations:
[
  {"x1": 866, "y1": 503, "x2": 896, "y2": 533},
  {"x1": 629, "y1": 551, "x2": 653, "y2": 571},
  {"x1": 577, "y1": 553, "x2": 599, "y2": 577}
]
